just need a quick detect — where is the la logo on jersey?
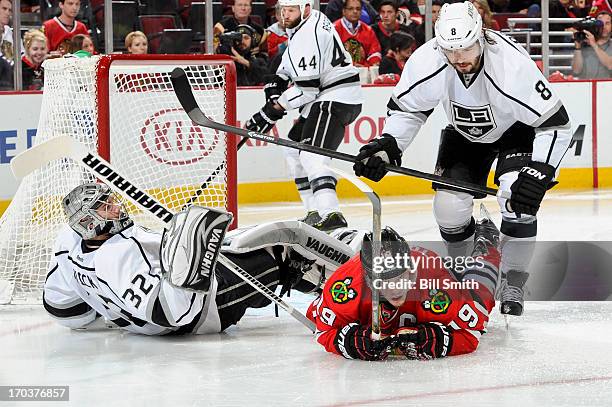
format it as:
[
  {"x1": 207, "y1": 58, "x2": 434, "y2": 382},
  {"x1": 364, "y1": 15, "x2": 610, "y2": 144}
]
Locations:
[{"x1": 450, "y1": 101, "x2": 497, "y2": 140}]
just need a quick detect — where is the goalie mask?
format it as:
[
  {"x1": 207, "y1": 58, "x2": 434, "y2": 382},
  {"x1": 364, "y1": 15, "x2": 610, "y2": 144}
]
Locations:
[
  {"x1": 63, "y1": 183, "x2": 133, "y2": 239},
  {"x1": 360, "y1": 227, "x2": 415, "y2": 306}
]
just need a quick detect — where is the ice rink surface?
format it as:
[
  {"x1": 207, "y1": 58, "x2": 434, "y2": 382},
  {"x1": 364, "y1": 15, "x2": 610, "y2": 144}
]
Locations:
[{"x1": 2, "y1": 189, "x2": 612, "y2": 407}]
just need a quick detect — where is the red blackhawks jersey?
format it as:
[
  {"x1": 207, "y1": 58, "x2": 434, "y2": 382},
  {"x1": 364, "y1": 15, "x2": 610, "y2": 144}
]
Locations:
[
  {"x1": 334, "y1": 18, "x2": 381, "y2": 66},
  {"x1": 307, "y1": 246, "x2": 499, "y2": 357},
  {"x1": 42, "y1": 17, "x2": 89, "y2": 51}
]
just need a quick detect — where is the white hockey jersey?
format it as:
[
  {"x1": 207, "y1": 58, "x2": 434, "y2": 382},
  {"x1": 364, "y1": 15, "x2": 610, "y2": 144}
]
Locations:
[
  {"x1": 384, "y1": 30, "x2": 572, "y2": 167},
  {"x1": 43, "y1": 225, "x2": 220, "y2": 335},
  {"x1": 277, "y1": 10, "x2": 364, "y2": 111}
]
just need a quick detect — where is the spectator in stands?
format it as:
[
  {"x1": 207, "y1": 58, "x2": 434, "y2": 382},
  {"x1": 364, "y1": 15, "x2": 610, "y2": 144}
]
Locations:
[
  {"x1": 409, "y1": 0, "x2": 442, "y2": 46},
  {"x1": 69, "y1": 34, "x2": 93, "y2": 56},
  {"x1": 590, "y1": 0, "x2": 612, "y2": 17},
  {"x1": 325, "y1": 0, "x2": 379, "y2": 25},
  {"x1": 214, "y1": 0, "x2": 267, "y2": 53},
  {"x1": 472, "y1": 0, "x2": 501, "y2": 30},
  {"x1": 125, "y1": 31, "x2": 148, "y2": 55},
  {"x1": 379, "y1": 30, "x2": 414, "y2": 74},
  {"x1": 22, "y1": 29, "x2": 47, "y2": 90},
  {"x1": 216, "y1": 24, "x2": 267, "y2": 86},
  {"x1": 410, "y1": 0, "x2": 442, "y2": 24},
  {"x1": 0, "y1": 0, "x2": 14, "y2": 61},
  {"x1": 266, "y1": 4, "x2": 287, "y2": 59},
  {"x1": 488, "y1": 0, "x2": 537, "y2": 13},
  {"x1": 335, "y1": 0, "x2": 382, "y2": 66},
  {"x1": 572, "y1": 11, "x2": 612, "y2": 78},
  {"x1": 42, "y1": 0, "x2": 89, "y2": 55},
  {"x1": 372, "y1": 0, "x2": 423, "y2": 51},
  {"x1": 0, "y1": 52, "x2": 11, "y2": 90}
]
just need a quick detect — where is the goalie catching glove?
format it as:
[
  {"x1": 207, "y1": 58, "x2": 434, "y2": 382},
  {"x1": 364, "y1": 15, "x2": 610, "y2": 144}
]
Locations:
[
  {"x1": 353, "y1": 134, "x2": 402, "y2": 182},
  {"x1": 160, "y1": 206, "x2": 233, "y2": 291},
  {"x1": 334, "y1": 323, "x2": 395, "y2": 361},
  {"x1": 392, "y1": 322, "x2": 452, "y2": 360},
  {"x1": 245, "y1": 101, "x2": 285, "y2": 134},
  {"x1": 509, "y1": 161, "x2": 556, "y2": 216}
]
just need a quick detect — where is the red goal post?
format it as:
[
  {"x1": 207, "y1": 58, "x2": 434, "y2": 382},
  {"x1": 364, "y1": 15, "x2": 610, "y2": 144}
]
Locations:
[{"x1": 0, "y1": 54, "x2": 237, "y2": 304}]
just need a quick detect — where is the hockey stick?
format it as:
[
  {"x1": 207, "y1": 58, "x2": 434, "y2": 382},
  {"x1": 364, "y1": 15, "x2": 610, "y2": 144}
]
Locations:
[
  {"x1": 170, "y1": 67, "x2": 510, "y2": 200},
  {"x1": 10, "y1": 136, "x2": 315, "y2": 333},
  {"x1": 327, "y1": 166, "x2": 383, "y2": 340}
]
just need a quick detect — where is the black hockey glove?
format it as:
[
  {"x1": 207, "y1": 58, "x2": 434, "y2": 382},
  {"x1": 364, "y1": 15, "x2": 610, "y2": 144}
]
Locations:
[
  {"x1": 335, "y1": 323, "x2": 394, "y2": 361},
  {"x1": 263, "y1": 75, "x2": 289, "y2": 104},
  {"x1": 353, "y1": 134, "x2": 402, "y2": 182},
  {"x1": 509, "y1": 161, "x2": 556, "y2": 216},
  {"x1": 393, "y1": 322, "x2": 452, "y2": 360},
  {"x1": 244, "y1": 101, "x2": 285, "y2": 134}
]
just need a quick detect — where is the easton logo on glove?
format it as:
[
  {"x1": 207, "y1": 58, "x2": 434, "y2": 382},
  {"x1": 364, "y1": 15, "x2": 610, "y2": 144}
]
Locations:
[{"x1": 519, "y1": 166, "x2": 548, "y2": 181}]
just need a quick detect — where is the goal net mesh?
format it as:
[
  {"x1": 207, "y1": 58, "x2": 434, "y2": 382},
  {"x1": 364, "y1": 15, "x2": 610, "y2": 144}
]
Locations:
[{"x1": 0, "y1": 55, "x2": 235, "y2": 304}]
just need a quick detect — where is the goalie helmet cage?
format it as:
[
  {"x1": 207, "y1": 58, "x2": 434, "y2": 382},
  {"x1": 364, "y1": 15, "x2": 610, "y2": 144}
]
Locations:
[{"x1": 0, "y1": 54, "x2": 237, "y2": 304}]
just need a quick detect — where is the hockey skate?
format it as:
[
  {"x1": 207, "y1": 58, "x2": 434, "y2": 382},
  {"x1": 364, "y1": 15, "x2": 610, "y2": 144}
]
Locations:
[
  {"x1": 500, "y1": 270, "x2": 529, "y2": 316},
  {"x1": 312, "y1": 212, "x2": 348, "y2": 232},
  {"x1": 298, "y1": 210, "x2": 322, "y2": 226},
  {"x1": 472, "y1": 204, "x2": 500, "y2": 258}
]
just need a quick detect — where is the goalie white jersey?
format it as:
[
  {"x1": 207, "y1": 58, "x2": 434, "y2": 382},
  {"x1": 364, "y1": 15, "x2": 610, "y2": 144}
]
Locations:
[
  {"x1": 384, "y1": 30, "x2": 572, "y2": 167},
  {"x1": 277, "y1": 9, "x2": 363, "y2": 111},
  {"x1": 43, "y1": 225, "x2": 220, "y2": 335}
]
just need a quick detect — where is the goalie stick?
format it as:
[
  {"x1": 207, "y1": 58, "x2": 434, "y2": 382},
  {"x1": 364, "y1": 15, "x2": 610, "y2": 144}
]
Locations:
[
  {"x1": 10, "y1": 135, "x2": 316, "y2": 333},
  {"x1": 170, "y1": 67, "x2": 510, "y2": 200}
]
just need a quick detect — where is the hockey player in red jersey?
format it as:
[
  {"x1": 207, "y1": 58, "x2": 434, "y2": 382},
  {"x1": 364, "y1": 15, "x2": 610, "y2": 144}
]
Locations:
[{"x1": 308, "y1": 209, "x2": 500, "y2": 360}]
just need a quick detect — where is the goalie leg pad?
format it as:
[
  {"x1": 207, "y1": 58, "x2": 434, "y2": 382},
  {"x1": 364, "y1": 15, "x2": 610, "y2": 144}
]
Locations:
[{"x1": 161, "y1": 206, "x2": 233, "y2": 291}]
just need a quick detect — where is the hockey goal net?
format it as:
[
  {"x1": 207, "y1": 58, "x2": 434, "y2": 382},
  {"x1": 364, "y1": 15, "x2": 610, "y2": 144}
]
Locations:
[{"x1": 0, "y1": 54, "x2": 237, "y2": 304}]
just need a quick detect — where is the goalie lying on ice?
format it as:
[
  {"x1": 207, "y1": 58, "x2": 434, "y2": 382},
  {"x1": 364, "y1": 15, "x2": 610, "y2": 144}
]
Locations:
[
  {"x1": 307, "y1": 210, "x2": 501, "y2": 360},
  {"x1": 43, "y1": 183, "x2": 354, "y2": 335}
]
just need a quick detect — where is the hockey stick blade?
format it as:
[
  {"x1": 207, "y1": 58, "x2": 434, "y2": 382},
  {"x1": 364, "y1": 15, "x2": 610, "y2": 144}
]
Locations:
[
  {"x1": 11, "y1": 135, "x2": 74, "y2": 179},
  {"x1": 170, "y1": 68, "x2": 509, "y2": 200}
]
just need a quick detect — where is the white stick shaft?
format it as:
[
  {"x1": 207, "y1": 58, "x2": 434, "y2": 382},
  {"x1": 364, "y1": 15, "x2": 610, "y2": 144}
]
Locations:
[{"x1": 326, "y1": 166, "x2": 382, "y2": 337}]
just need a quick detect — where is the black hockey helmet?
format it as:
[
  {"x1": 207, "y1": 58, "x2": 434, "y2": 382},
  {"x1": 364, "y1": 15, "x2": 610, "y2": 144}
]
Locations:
[{"x1": 360, "y1": 227, "x2": 412, "y2": 284}]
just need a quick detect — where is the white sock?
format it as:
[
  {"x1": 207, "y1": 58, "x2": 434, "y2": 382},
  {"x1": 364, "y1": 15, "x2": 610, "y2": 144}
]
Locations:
[
  {"x1": 298, "y1": 189, "x2": 316, "y2": 212},
  {"x1": 315, "y1": 189, "x2": 340, "y2": 216}
]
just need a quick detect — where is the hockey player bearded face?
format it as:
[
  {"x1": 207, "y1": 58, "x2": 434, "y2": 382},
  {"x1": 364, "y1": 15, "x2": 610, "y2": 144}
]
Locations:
[
  {"x1": 62, "y1": 183, "x2": 133, "y2": 240},
  {"x1": 435, "y1": 2, "x2": 484, "y2": 74},
  {"x1": 279, "y1": 0, "x2": 311, "y2": 29},
  {"x1": 360, "y1": 227, "x2": 414, "y2": 307}
]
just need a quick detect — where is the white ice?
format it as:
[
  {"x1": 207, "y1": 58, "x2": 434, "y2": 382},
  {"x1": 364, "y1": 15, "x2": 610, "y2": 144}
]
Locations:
[{"x1": 1, "y1": 190, "x2": 612, "y2": 407}]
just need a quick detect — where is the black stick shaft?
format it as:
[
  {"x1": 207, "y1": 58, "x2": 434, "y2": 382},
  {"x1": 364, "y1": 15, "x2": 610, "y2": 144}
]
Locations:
[{"x1": 170, "y1": 67, "x2": 504, "y2": 199}]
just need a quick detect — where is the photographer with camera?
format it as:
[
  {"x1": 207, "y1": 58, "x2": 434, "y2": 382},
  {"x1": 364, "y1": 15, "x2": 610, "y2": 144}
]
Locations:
[
  {"x1": 216, "y1": 24, "x2": 268, "y2": 86},
  {"x1": 572, "y1": 11, "x2": 612, "y2": 78}
]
